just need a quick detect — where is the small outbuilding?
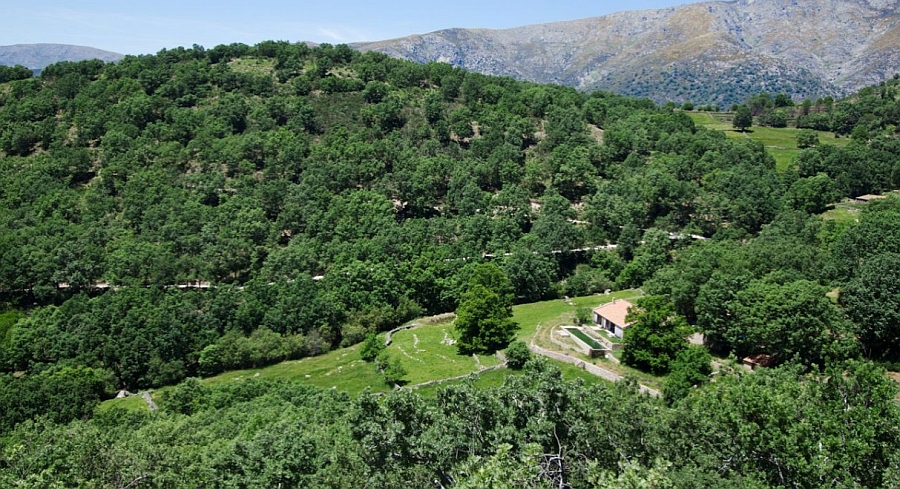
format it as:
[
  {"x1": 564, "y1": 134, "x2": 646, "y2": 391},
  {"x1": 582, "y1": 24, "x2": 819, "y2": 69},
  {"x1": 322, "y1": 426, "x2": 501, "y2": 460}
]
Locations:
[
  {"x1": 742, "y1": 354, "x2": 773, "y2": 370},
  {"x1": 593, "y1": 299, "x2": 635, "y2": 339},
  {"x1": 854, "y1": 194, "x2": 887, "y2": 204}
]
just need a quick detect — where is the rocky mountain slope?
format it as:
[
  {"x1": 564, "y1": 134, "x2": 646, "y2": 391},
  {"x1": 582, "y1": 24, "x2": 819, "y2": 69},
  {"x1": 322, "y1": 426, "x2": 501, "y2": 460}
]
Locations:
[
  {"x1": 0, "y1": 44, "x2": 123, "y2": 70},
  {"x1": 355, "y1": 0, "x2": 900, "y2": 105}
]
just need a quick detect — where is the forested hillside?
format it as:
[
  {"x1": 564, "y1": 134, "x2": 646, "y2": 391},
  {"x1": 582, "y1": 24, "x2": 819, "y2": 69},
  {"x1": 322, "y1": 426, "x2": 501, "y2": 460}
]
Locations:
[
  {"x1": 3, "y1": 41, "x2": 900, "y2": 487},
  {"x1": 5, "y1": 359, "x2": 899, "y2": 488},
  {"x1": 0, "y1": 41, "x2": 787, "y2": 389}
]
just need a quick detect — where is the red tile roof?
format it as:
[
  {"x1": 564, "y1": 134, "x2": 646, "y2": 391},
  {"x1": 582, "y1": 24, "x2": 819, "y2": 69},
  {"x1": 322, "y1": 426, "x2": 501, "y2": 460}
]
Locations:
[
  {"x1": 593, "y1": 299, "x2": 635, "y2": 329},
  {"x1": 742, "y1": 354, "x2": 773, "y2": 368}
]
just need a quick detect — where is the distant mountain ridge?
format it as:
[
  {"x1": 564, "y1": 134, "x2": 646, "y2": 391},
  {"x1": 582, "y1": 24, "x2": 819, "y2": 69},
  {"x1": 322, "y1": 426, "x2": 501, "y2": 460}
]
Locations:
[
  {"x1": 354, "y1": 0, "x2": 900, "y2": 106},
  {"x1": 0, "y1": 44, "x2": 123, "y2": 70}
]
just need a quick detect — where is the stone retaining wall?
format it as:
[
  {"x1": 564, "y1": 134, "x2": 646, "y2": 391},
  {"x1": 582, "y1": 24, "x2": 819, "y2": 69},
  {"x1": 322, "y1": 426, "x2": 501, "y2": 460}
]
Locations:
[{"x1": 384, "y1": 323, "x2": 418, "y2": 347}]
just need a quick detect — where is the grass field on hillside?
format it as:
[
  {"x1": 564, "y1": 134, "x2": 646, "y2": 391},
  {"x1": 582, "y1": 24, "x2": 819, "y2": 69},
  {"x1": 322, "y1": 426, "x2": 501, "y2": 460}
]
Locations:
[
  {"x1": 688, "y1": 111, "x2": 848, "y2": 171},
  {"x1": 227, "y1": 57, "x2": 276, "y2": 75},
  {"x1": 387, "y1": 320, "x2": 503, "y2": 385},
  {"x1": 98, "y1": 290, "x2": 646, "y2": 413},
  {"x1": 822, "y1": 203, "x2": 864, "y2": 224},
  {"x1": 512, "y1": 290, "x2": 643, "y2": 342}
]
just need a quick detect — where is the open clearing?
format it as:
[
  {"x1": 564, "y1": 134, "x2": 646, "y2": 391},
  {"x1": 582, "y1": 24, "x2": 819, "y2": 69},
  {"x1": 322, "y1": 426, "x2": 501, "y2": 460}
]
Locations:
[
  {"x1": 516, "y1": 291, "x2": 666, "y2": 391},
  {"x1": 99, "y1": 290, "x2": 656, "y2": 412},
  {"x1": 688, "y1": 112, "x2": 849, "y2": 172}
]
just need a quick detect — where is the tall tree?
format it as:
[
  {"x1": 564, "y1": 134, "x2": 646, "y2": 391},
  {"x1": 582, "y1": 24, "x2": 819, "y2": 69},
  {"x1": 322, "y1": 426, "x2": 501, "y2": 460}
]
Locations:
[
  {"x1": 730, "y1": 278, "x2": 851, "y2": 365},
  {"x1": 841, "y1": 252, "x2": 900, "y2": 359},
  {"x1": 454, "y1": 284, "x2": 519, "y2": 354},
  {"x1": 621, "y1": 296, "x2": 692, "y2": 375},
  {"x1": 732, "y1": 105, "x2": 752, "y2": 132}
]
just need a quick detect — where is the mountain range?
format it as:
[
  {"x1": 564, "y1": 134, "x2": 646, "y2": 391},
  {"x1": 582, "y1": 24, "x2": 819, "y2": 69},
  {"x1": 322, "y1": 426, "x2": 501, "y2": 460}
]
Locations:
[
  {"x1": 0, "y1": 44, "x2": 123, "y2": 70},
  {"x1": 6, "y1": 1, "x2": 900, "y2": 106},
  {"x1": 355, "y1": 0, "x2": 900, "y2": 106}
]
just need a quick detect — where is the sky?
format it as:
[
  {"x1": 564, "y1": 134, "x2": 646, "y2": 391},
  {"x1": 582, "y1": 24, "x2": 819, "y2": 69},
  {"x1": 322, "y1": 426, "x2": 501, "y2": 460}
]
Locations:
[{"x1": 2, "y1": 1, "x2": 703, "y2": 55}]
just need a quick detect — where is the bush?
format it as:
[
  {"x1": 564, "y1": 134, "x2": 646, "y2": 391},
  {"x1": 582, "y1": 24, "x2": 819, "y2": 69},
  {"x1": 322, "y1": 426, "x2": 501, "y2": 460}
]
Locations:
[
  {"x1": 662, "y1": 347, "x2": 712, "y2": 405},
  {"x1": 758, "y1": 109, "x2": 787, "y2": 128},
  {"x1": 0, "y1": 366, "x2": 114, "y2": 434},
  {"x1": 505, "y1": 340, "x2": 531, "y2": 369},
  {"x1": 340, "y1": 321, "x2": 368, "y2": 348},
  {"x1": 163, "y1": 377, "x2": 210, "y2": 415},
  {"x1": 198, "y1": 328, "x2": 309, "y2": 376},
  {"x1": 797, "y1": 129, "x2": 819, "y2": 149},
  {"x1": 0, "y1": 65, "x2": 32, "y2": 83},
  {"x1": 359, "y1": 333, "x2": 384, "y2": 362},
  {"x1": 575, "y1": 307, "x2": 592, "y2": 325},
  {"x1": 562, "y1": 266, "x2": 614, "y2": 297},
  {"x1": 376, "y1": 351, "x2": 407, "y2": 385}
]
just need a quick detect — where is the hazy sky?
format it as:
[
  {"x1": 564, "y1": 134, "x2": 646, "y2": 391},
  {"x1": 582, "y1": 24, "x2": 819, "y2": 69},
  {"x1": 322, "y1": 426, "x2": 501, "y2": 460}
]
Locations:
[{"x1": 3, "y1": 1, "x2": 704, "y2": 55}]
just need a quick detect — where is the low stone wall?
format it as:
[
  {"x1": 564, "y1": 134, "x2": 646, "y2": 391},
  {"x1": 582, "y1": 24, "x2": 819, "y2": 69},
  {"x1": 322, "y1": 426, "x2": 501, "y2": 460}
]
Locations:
[
  {"x1": 384, "y1": 323, "x2": 418, "y2": 347},
  {"x1": 402, "y1": 363, "x2": 507, "y2": 391},
  {"x1": 549, "y1": 329, "x2": 587, "y2": 355},
  {"x1": 528, "y1": 343, "x2": 659, "y2": 397}
]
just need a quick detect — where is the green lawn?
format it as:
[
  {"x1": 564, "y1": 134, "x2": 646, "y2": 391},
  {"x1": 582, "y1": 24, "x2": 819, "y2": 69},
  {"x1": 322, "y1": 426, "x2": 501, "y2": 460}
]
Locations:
[
  {"x1": 184, "y1": 318, "x2": 502, "y2": 392},
  {"x1": 207, "y1": 345, "x2": 386, "y2": 392},
  {"x1": 97, "y1": 290, "x2": 647, "y2": 413},
  {"x1": 95, "y1": 394, "x2": 147, "y2": 414},
  {"x1": 513, "y1": 290, "x2": 643, "y2": 342},
  {"x1": 688, "y1": 112, "x2": 849, "y2": 172},
  {"x1": 822, "y1": 206, "x2": 862, "y2": 224},
  {"x1": 385, "y1": 320, "x2": 502, "y2": 385}
]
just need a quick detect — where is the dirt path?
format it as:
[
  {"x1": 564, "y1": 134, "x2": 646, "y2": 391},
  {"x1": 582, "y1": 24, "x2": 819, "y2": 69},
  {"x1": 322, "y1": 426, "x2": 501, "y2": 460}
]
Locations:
[{"x1": 141, "y1": 391, "x2": 158, "y2": 411}]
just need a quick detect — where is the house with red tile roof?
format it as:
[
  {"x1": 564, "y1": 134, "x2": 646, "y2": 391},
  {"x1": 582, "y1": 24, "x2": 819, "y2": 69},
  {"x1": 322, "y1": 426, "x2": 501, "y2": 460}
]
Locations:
[{"x1": 593, "y1": 299, "x2": 635, "y2": 339}]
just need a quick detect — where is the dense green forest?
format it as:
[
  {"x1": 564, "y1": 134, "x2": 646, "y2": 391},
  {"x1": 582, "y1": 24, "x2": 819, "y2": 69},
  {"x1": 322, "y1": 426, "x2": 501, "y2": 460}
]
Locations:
[
  {"x1": 4, "y1": 359, "x2": 899, "y2": 488},
  {"x1": 3, "y1": 41, "x2": 900, "y2": 487}
]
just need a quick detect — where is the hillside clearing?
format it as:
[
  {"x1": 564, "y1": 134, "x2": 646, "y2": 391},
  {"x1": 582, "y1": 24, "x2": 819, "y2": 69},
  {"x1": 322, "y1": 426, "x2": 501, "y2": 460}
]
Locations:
[
  {"x1": 688, "y1": 111, "x2": 848, "y2": 171},
  {"x1": 98, "y1": 291, "x2": 646, "y2": 412}
]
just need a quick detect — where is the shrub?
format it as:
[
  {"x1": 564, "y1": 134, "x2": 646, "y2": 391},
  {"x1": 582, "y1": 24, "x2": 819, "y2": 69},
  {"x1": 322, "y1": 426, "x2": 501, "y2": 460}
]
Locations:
[
  {"x1": 359, "y1": 333, "x2": 384, "y2": 362},
  {"x1": 376, "y1": 351, "x2": 407, "y2": 385},
  {"x1": 505, "y1": 340, "x2": 531, "y2": 369},
  {"x1": 797, "y1": 129, "x2": 819, "y2": 149},
  {"x1": 163, "y1": 377, "x2": 210, "y2": 415}
]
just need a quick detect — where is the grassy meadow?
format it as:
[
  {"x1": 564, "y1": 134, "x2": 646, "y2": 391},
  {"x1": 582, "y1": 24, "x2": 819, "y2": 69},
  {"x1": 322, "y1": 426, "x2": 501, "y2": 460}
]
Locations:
[
  {"x1": 98, "y1": 290, "x2": 649, "y2": 412},
  {"x1": 687, "y1": 111, "x2": 848, "y2": 171}
]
